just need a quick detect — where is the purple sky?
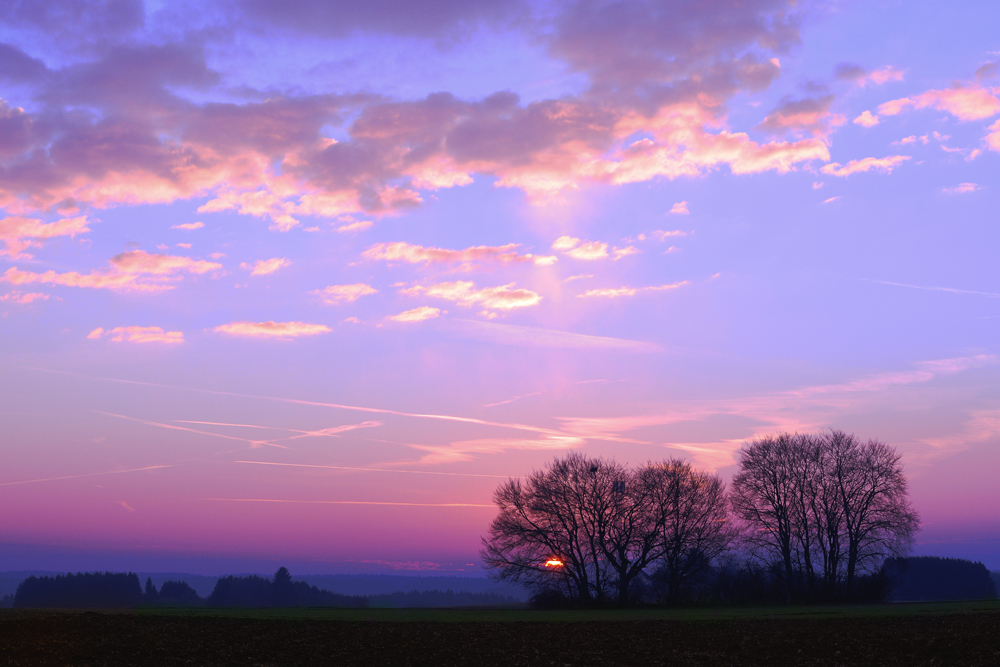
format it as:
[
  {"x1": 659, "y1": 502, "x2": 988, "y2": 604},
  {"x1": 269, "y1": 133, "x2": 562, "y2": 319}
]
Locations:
[{"x1": 2, "y1": 0, "x2": 999, "y2": 575}]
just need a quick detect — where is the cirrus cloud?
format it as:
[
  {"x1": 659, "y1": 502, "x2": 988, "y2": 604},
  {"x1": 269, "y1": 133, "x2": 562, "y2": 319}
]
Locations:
[
  {"x1": 363, "y1": 241, "x2": 533, "y2": 267},
  {"x1": 3, "y1": 250, "x2": 222, "y2": 292},
  {"x1": 0, "y1": 215, "x2": 91, "y2": 258}
]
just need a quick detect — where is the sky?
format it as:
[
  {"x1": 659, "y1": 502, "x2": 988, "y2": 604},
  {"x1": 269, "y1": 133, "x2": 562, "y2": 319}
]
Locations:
[{"x1": 1, "y1": 0, "x2": 999, "y2": 575}]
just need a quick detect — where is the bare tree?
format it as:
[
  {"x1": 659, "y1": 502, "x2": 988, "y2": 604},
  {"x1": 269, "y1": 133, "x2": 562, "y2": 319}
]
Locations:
[
  {"x1": 825, "y1": 431, "x2": 919, "y2": 591},
  {"x1": 730, "y1": 433, "x2": 804, "y2": 600},
  {"x1": 731, "y1": 431, "x2": 919, "y2": 601},
  {"x1": 644, "y1": 459, "x2": 734, "y2": 604},
  {"x1": 480, "y1": 453, "x2": 617, "y2": 604}
]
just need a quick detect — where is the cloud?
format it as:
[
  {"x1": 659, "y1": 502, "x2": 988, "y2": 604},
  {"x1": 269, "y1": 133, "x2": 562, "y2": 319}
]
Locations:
[
  {"x1": 986, "y1": 119, "x2": 1000, "y2": 153},
  {"x1": 336, "y1": 220, "x2": 374, "y2": 233},
  {"x1": 533, "y1": 255, "x2": 558, "y2": 266},
  {"x1": 0, "y1": 290, "x2": 48, "y2": 303},
  {"x1": 943, "y1": 183, "x2": 980, "y2": 195},
  {"x1": 446, "y1": 319, "x2": 661, "y2": 352},
  {"x1": 551, "y1": 236, "x2": 579, "y2": 250},
  {"x1": 822, "y1": 196, "x2": 841, "y2": 204},
  {"x1": 3, "y1": 250, "x2": 222, "y2": 292},
  {"x1": 565, "y1": 241, "x2": 608, "y2": 260},
  {"x1": 613, "y1": 246, "x2": 639, "y2": 260},
  {"x1": 669, "y1": 201, "x2": 690, "y2": 215},
  {"x1": 312, "y1": 283, "x2": 378, "y2": 304},
  {"x1": 87, "y1": 326, "x2": 184, "y2": 344},
  {"x1": 171, "y1": 222, "x2": 204, "y2": 230},
  {"x1": 214, "y1": 321, "x2": 332, "y2": 338},
  {"x1": 837, "y1": 64, "x2": 904, "y2": 87},
  {"x1": 820, "y1": 155, "x2": 910, "y2": 177},
  {"x1": 363, "y1": 241, "x2": 532, "y2": 266},
  {"x1": 976, "y1": 63, "x2": 999, "y2": 80},
  {"x1": 878, "y1": 85, "x2": 1000, "y2": 121},
  {"x1": 0, "y1": 215, "x2": 90, "y2": 258},
  {"x1": 564, "y1": 274, "x2": 592, "y2": 282},
  {"x1": 402, "y1": 281, "x2": 541, "y2": 310},
  {"x1": 756, "y1": 95, "x2": 845, "y2": 138},
  {"x1": 241, "y1": 257, "x2": 291, "y2": 276},
  {"x1": 853, "y1": 110, "x2": 879, "y2": 127},
  {"x1": 651, "y1": 229, "x2": 686, "y2": 240},
  {"x1": 389, "y1": 306, "x2": 441, "y2": 322},
  {"x1": 579, "y1": 281, "x2": 690, "y2": 298}
]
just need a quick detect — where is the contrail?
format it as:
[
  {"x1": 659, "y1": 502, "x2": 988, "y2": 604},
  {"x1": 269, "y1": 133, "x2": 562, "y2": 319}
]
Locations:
[
  {"x1": 0, "y1": 464, "x2": 180, "y2": 487},
  {"x1": 200, "y1": 497, "x2": 492, "y2": 507},
  {"x1": 31, "y1": 367, "x2": 563, "y2": 437},
  {"x1": 233, "y1": 460, "x2": 513, "y2": 478},
  {"x1": 865, "y1": 279, "x2": 1000, "y2": 298},
  {"x1": 93, "y1": 411, "x2": 288, "y2": 449}
]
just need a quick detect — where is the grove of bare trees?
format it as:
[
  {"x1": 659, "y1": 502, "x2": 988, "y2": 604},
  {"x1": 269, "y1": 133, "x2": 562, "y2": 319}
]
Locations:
[{"x1": 481, "y1": 431, "x2": 919, "y2": 607}]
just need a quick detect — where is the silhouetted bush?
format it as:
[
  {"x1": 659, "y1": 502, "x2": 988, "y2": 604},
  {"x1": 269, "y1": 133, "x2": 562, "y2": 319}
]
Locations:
[
  {"x1": 883, "y1": 557, "x2": 998, "y2": 601},
  {"x1": 208, "y1": 568, "x2": 366, "y2": 608},
  {"x1": 0, "y1": 593, "x2": 13, "y2": 608},
  {"x1": 529, "y1": 589, "x2": 572, "y2": 609},
  {"x1": 14, "y1": 572, "x2": 143, "y2": 608}
]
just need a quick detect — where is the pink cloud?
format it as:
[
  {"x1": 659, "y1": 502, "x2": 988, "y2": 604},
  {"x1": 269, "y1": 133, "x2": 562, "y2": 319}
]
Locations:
[
  {"x1": 0, "y1": 215, "x2": 90, "y2": 258},
  {"x1": 986, "y1": 120, "x2": 1000, "y2": 152},
  {"x1": 834, "y1": 63, "x2": 904, "y2": 87},
  {"x1": 551, "y1": 236, "x2": 579, "y2": 250},
  {"x1": 853, "y1": 110, "x2": 879, "y2": 127},
  {"x1": 241, "y1": 257, "x2": 291, "y2": 276},
  {"x1": 213, "y1": 321, "x2": 332, "y2": 338},
  {"x1": 336, "y1": 220, "x2": 374, "y2": 233},
  {"x1": 171, "y1": 222, "x2": 204, "y2": 230},
  {"x1": 820, "y1": 155, "x2": 910, "y2": 177},
  {"x1": 3, "y1": 249, "x2": 222, "y2": 292},
  {"x1": 756, "y1": 95, "x2": 845, "y2": 138},
  {"x1": 669, "y1": 201, "x2": 690, "y2": 215},
  {"x1": 565, "y1": 241, "x2": 608, "y2": 260},
  {"x1": 867, "y1": 66, "x2": 905, "y2": 85},
  {"x1": 87, "y1": 326, "x2": 184, "y2": 344},
  {"x1": 311, "y1": 283, "x2": 378, "y2": 304},
  {"x1": 402, "y1": 281, "x2": 541, "y2": 310},
  {"x1": 363, "y1": 241, "x2": 532, "y2": 266},
  {"x1": 578, "y1": 281, "x2": 690, "y2": 298},
  {"x1": 943, "y1": 183, "x2": 980, "y2": 194},
  {"x1": 0, "y1": 290, "x2": 48, "y2": 304},
  {"x1": 651, "y1": 229, "x2": 686, "y2": 240},
  {"x1": 878, "y1": 85, "x2": 1000, "y2": 121},
  {"x1": 612, "y1": 246, "x2": 639, "y2": 260},
  {"x1": 389, "y1": 306, "x2": 441, "y2": 322}
]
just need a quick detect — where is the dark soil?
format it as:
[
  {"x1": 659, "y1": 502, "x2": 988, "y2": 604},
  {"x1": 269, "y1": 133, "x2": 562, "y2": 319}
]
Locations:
[{"x1": 3, "y1": 609, "x2": 1000, "y2": 666}]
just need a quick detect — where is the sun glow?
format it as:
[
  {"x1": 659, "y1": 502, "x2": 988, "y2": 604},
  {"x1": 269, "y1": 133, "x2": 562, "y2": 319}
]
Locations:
[{"x1": 545, "y1": 559, "x2": 564, "y2": 568}]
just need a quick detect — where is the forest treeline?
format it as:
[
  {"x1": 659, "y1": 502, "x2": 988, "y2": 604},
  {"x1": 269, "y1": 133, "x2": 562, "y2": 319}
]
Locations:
[
  {"x1": 483, "y1": 431, "x2": 934, "y2": 607},
  {"x1": 10, "y1": 568, "x2": 518, "y2": 609}
]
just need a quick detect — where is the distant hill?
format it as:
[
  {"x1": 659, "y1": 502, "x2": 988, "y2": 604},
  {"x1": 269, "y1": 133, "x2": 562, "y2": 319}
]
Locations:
[
  {"x1": 293, "y1": 574, "x2": 528, "y2": 600},
  {"x1": 884, "y1": 557, "x2": 998, "y2": 602}
]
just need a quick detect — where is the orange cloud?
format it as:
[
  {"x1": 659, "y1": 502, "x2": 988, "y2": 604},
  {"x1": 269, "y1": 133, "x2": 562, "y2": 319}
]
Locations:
[
  {"x1": 669, "y1": 201, "x2": 690, "y2": 214},
  {"x1": 213, "y1": 321, "x2": 332, "y2": 338},
  {"x1": 241, "y1": 257, "x2": 291, "y2": 276},
  {"x1": 389, "y1": 306, "x2": 441, "y2": 322},
  {"x1": 171, "y1": 222, "x2": 204, "y2": 230},
  {"x1": 820, "y1": 155, "x2": 910, "y2": 177},
  {"x1": 336, "y1": 220, "x2": 374, "y2": 233},
  {"x1": 363, "y1": 241, "x2": 532, "y2": 266},
  {"x1": 311, "y1": 283, "x2": 378, "y2": 304},
  {"x1": 87, "y1": 326, "x2": 184, "y2": 344},
  {"x1": 0, "y1": 215, "x2": 90, "y2": 258},
  {"x1": 943, "y1": 183, "x2": 979, "y2": 194},
  {"x1": 987, "y1": 120, "x2": 1000, "y2": 152},
  {"x1": 402, "y1": 281, "x2": 541, "y2": 310}
]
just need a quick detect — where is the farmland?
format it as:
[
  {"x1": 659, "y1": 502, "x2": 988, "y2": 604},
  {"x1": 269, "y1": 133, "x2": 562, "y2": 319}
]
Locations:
[{"x1": 3, "y1": 601, "x2": 999, "y2": 666}]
